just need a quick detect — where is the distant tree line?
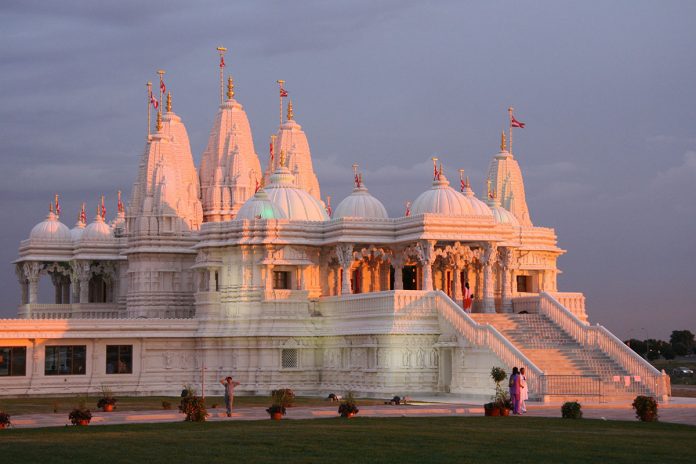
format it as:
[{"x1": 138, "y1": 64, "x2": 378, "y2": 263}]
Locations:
[{"x1": 624, "y1": 330, "x2": 695, "y2": 360}]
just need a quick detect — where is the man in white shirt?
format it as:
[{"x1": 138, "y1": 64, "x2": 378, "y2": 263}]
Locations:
[{"x1": 519, "y1": 367, "x2": 528, "y2": 413}]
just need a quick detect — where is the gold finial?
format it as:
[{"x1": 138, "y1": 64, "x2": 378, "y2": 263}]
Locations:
[
  {"x1": 49, "y1": 202, "x2": 54, "y2": 214},
  {"x1": 259, "y1": 176, "x2": 266, "y2": 189},
  {"x1": 279, "y1": 150, "x2": 287, "y2": 168},
  {"x1": 156, "y1": 110, "x2": 163, "y2": 132},
  {"x1": 227, "y1": 76, "x2": 235, "y2": 99},
  {"x1": 500, "y1": 131, "x2": 507, "y2": 152},
  {"x1": 287, "y1": 99, "x2": 294, "y2": 120},
  {"x1": 166, "y1": 92, "x2": 172, "y2": 113}
]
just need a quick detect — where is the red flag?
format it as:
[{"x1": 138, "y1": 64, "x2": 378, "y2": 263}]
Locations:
[
  {"x1": 255, "y1": 178, "x2": 260, "y2": 193},
  {"x1": 511, "y1": 115, "x2": 525, "y2": 128},
  {"x1": 101, "y1": 196, "x2": 106, "y2": 219},
  {"x1": 460, "y1": 178, "x2": 465, "y2": 192},
  {"x1": 54, "y1": 194, "x2": 61, "y2": 217},
  {"x1": 269, "y1": 140, "x2": 274, "y2": 163},
  {"x1": 354, "y1": 173, "x2": 361, "y2": 188},
  {"x1": 220, "y1": 56, "x2": 225, "y2": 68},
  {"x1": 405, "y1": 202, "x2": 411, "y2": 217},
  {"x1": 150, "y1": 93, "x2": 159, "y2": 109},
  {"x1": 160, "y1": 80, "x2": 166, "y2": 95},
  {"x1": 279, "y1": 87, "x2": 288, "y2": 98}
]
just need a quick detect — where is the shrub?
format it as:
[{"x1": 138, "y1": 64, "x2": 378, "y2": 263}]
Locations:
[
  {"x1": 162, "y1": 401, "x2": 172, "y2": 410},
  {"x1": 68, "y1": 405, "x2": 92, "y2": 425},
  {"x1": 0, "y1": 412, "x2": 11, "y2": 427},
  {"x1": 632, "y1": 395, "x2": 658, "y2": 422},
  {"x1": 338, "y1": 391, "x2": 359, "y2": 417},
  {"x1": 97, "y1": 386, "x2": 117, "y2": 409},
  {"x1": 266, "y1": 388, "x2": 296, "y2": 416},
  {"x1": 179, "y1": 386, "x2": 208, "y2": 422},
  {"x1": 561, "y1": 401, "x2": 583, "y2": 419}
]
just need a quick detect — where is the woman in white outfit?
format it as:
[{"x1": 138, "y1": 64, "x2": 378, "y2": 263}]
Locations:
[{"x1": 519, "y1": 367, "x2": 528, "y2": 413}]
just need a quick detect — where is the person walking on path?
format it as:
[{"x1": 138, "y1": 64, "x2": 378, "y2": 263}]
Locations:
[
  {"x1": 519, "y1": 367, "x2": 528, "y2": 413},
  {"x1": 220, "y1": 376, "x2": 241, "y2": 417},
  {"x1": 509, "y1": 367, "x2": 521, "y2": 415}
]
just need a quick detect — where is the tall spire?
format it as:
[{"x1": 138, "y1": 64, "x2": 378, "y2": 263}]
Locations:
[
  {"x1": 146, "y1": 81, "x2": 152, "y2": 140},
  {"x1": 166, "y1": 92, "x2": 172, "y2": 113},
  {"x1": 217, "y1": 46, "x2": 227, "y2": 104},
  {"x1": 156, "y1": 110, "x2": 163, "y2": 132},
  {"x1": 500, "y1": 131, "x2": 507, "y2": 152}
]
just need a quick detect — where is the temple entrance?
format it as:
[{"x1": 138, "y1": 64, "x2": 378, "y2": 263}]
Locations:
[{"x1": 403, "y1": 265, "x2": 418, "y2": 290}]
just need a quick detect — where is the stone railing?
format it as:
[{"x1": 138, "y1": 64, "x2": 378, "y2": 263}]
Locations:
[
  {"x1": 538, "y1": 292, "x2": 670, "y2": 400},
  {"x1": 263, "y1": 289, "x2": 310, "y2": 302},
  {"x1": 547, "y1": 292, "x2": 587, "y2": 322},
  {"x1": 430, "y1": 290, "x2": 544, "y2": 397},
  {"x1": 319, "y1": 290, "x2": 433, "y2": 318},
  {"x1": 17, "y1": 303, "x2": 122, "y2": 319}
]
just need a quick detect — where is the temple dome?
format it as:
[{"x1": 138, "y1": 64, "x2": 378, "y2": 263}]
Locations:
[
  {"x1": 82, "y1": 214, "x2": 114, "y2": 242},
  {"x1": 411, "y1": 174, "x2": 474, "y2": 216},
  {"x1": 30, "y1": 212, "x2": 72, "y2": 243},
  {"x1": 461, "y1": 185, "x2": 494, "y2": 217},
  {"x1": 488, "y1": 198, "x2": 520, "y2": 226},
  {"x1": 265, "y1": 167, "x2": 328, "y2": 221},
  {"x1": 236, "y1": 188, "x2": 286, "y2": 220},
  {"x1": 71, "y1": 221, "x2": 86, "y2": 242},
  {"x1": 333, "y1": 185, "x2": 388, "y2": 219}
]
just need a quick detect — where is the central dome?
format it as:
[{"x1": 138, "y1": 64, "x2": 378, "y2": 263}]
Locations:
[
  {"x1": 411, "y1": 174, "x2": 474, "y2": 216},
  {"x1": 333, "y1": 184, "x2": 388, "y2": 219},
  {"x1": 265, "y1": 167, "x2": 328, "y2": 221}
]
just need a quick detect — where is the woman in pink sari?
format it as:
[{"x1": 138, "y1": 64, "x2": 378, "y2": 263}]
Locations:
[{"x1": 509, "y1": 367, "x2": 521, "y2": 415}]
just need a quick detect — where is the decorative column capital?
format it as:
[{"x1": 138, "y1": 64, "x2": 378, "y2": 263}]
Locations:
[
  {"x1": 481, "y1": 243, "x2": 498, "y2": 267},
  {"x1": 498, "y1": 247, "x2": 519, "y2": 270},
  {"x1": 23, "y1": 262, "x2": 42, "y2": 283},
  {"x1": 335, "y1": 243, "x2": 355, "y2": 268}
]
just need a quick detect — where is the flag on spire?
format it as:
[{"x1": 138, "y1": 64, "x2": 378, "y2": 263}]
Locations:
[
  {"x1": 54, "y1": 194, "x2": 61, "y2": 217},
  {"x1": 279, "y1": 87, "x2": 288, "y2": 98},
  {"x1": 269, "y1": 137, "x2": 274, "y2": 164},
  {"x1": 405, "y1": 201, "x2": 411, "y2": 217},
  {"x1": 150, "y1": 92, "x2": 159, "y2": 109},
  {"x1": 117, "y1": 190, "x2": 124, "y2": 213},
  {"x1": 80, "y1": 202, "x2": 87, "y2": 224},
  {"x1": 511, "y1": 115, "x2": 525, "y2": 128},
  {"x1": 325, "y1": 196, "x2": 332, "y2": 217},
  {"x1": 101, "y1": 195, "x2": 106, "y2": 219},
  {"x1": 160, "y1": 79, "x2": 166, "y2": 95},
  {"x1": 255, "y1": 178, "x2": 260, "y2": 193},
  {"x1": 220, "y1": 55, "x2": 225, "y2": 68}
]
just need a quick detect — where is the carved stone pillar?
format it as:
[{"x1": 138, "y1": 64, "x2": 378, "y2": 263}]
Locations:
[
  {"x1": 391, "y1": 248, "x2": 405, "y2": 291},
  {"x1": 336, "y1": 243, "x2": 354, "y2": 295},
  {"x1": 416, "y1": 240, "x2": 435, "y2": 292},
  {"x1": 75, "y1": 261, "x2": 92, "y2": 304},
  {"x1": 62, "y1": 279, "x2": 71, "y2": 304},
  {"x1": 24, "y1": 262, "x2": 41, "y2": 305},
  {"x1": 499, "y1": 247, "x2": 517, "y2": 313},
  {"x1": 453, "y1": 267, "x2": 462, "y2": 305},
  {"x1": 481, "y1": 244, "x2": 498, "y2": 313},
  {"x1": 51, "y1": 272, "x2": 63, "y2": 304},
  {"x1": 15, "y1": 264, "x2": 28, "y2": 305}
]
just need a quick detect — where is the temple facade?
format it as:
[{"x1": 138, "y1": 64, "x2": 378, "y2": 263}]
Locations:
[{"x1": 0, "y1": 65, "x2": 669, "y2": 402}]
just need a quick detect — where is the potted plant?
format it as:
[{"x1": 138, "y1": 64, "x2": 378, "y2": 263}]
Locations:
[
  {"x1": 69, "y1": 401, "x2": 93, "y2": 426},
  {"x1": 266, "y1": 388, "x2": 295, "y2": 420},
  {"x1": 484, "y1": 367, "x2": 510, "y2": 416},
  {"x1": 179, "y1": 385, "x2": 208, "y2": 422},
  {"x1": 561, "y1": 401, "x2": 583, "y2": 419},
  {"x1": 0, "y1": 412, "x2": 11, "y2": 429},
  {"x1": 96, "y1": 386, "x2": 117, "y2": 412},
  {"x1": 338, "y1": 391, "x2": 359, "y2": 418},
  {"x1": 632, "y1": 395, "x2": 658, "y2": 422}
]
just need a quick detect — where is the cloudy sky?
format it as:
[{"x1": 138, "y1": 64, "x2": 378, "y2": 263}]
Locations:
[{"x1": 1, "y1": 1, "x2": 694, "y2": 340}]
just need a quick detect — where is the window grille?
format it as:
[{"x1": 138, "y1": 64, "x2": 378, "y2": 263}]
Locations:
[{"x1": 282, "y1": 348, "x2": 298, "y2": 368}]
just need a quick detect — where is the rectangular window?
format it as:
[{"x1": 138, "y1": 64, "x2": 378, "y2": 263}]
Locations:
[
  {"x1": 45, "y1": 346, "x2": 86, "y2": 375},
  {"x1": 106, "y1": 345, "x2": 133, "y2": 374},
  {"x1": 282, "y1": 348, "x2": 298, "y2": 368},
  {"x1": 517, "y1": 275, "x2": 529, "y2": 293},
  {"x1": 273, "y1": 271, "x2": 290, "y2": 290},
  {"x1": 0, "y1": 347, "x2": 27, "y2": 376}
]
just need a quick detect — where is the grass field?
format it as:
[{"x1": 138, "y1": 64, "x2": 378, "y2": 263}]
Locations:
[{"x1": 0, "y1": 417, "x2": 694, "y2": 464}]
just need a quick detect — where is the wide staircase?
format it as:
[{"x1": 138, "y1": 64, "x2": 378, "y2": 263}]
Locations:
[{"x1": 470, "y1": 313, "x2": 649, "y2": 401}]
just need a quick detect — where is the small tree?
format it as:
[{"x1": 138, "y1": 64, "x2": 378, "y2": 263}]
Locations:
[
  {"x1": 561, "y1": 401, "x2": 583, "y2": 419},
  {"x1": 179, "y1": 385, "x2": 208, "y2": 422},
  {"x1": 670, "y1": 330, "x2": 695, "y2": 353},
  {"x1": 632, "y1": 395, "x2": 658, "y2": 422}
]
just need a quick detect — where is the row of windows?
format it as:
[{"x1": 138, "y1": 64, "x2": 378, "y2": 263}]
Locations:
[{"x1": 0, "y1": 345, "x2": 133, "y2": 377}]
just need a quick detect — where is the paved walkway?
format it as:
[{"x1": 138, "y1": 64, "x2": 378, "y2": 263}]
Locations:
[{"x1": 6, "y1": 398, "x2": 696, "y2": 429}]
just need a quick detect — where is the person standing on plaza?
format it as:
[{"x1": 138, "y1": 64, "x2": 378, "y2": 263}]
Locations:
[
  {"x1": 220, "y1": 376, "x2": 241, "y2": 417},
  {"x1": 519, "y1": 367, "x2": 528, "y2": 413},
  {"x1": 509, "y1": 367, "x2": 521, "y2": 415},
  {"x1": 463, "y1": 282, "x2": 473, "y2": 312}
]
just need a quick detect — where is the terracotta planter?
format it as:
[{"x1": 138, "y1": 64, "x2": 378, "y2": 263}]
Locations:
[
  {"x1": 346, "y1": 412, "x2": 356, "y2": 418},
  {"x1": 102, "y1": 404, "x2": 114, "y2": 412},
  {"x1": 77, "y1": 419, "x2": 90, "y2": 426},
  {"x1": 484, "y1": 406, "x2": 500, "y2": 417},
  {"x1": 0, "y1": 423, "x2": 8, "y2": 429},
  {"x1": 271, "y1": 412, "x2": 283, "y2": 421},
  {"x1": 500, "y1": 408, "x2": 510, "y2": 417}
]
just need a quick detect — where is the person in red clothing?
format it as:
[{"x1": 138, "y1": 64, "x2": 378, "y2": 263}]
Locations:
[{"x1": 509, "y1": 367, "x2": 521, "y2": 415}]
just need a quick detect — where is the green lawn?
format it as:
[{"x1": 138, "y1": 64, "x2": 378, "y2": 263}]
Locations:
[
  {"x1": 0, "y1": 396, "x2": 385, "y2": 415},
  {"x1": 0, "y1": 417, "x2": 694, "y2": 464}
]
